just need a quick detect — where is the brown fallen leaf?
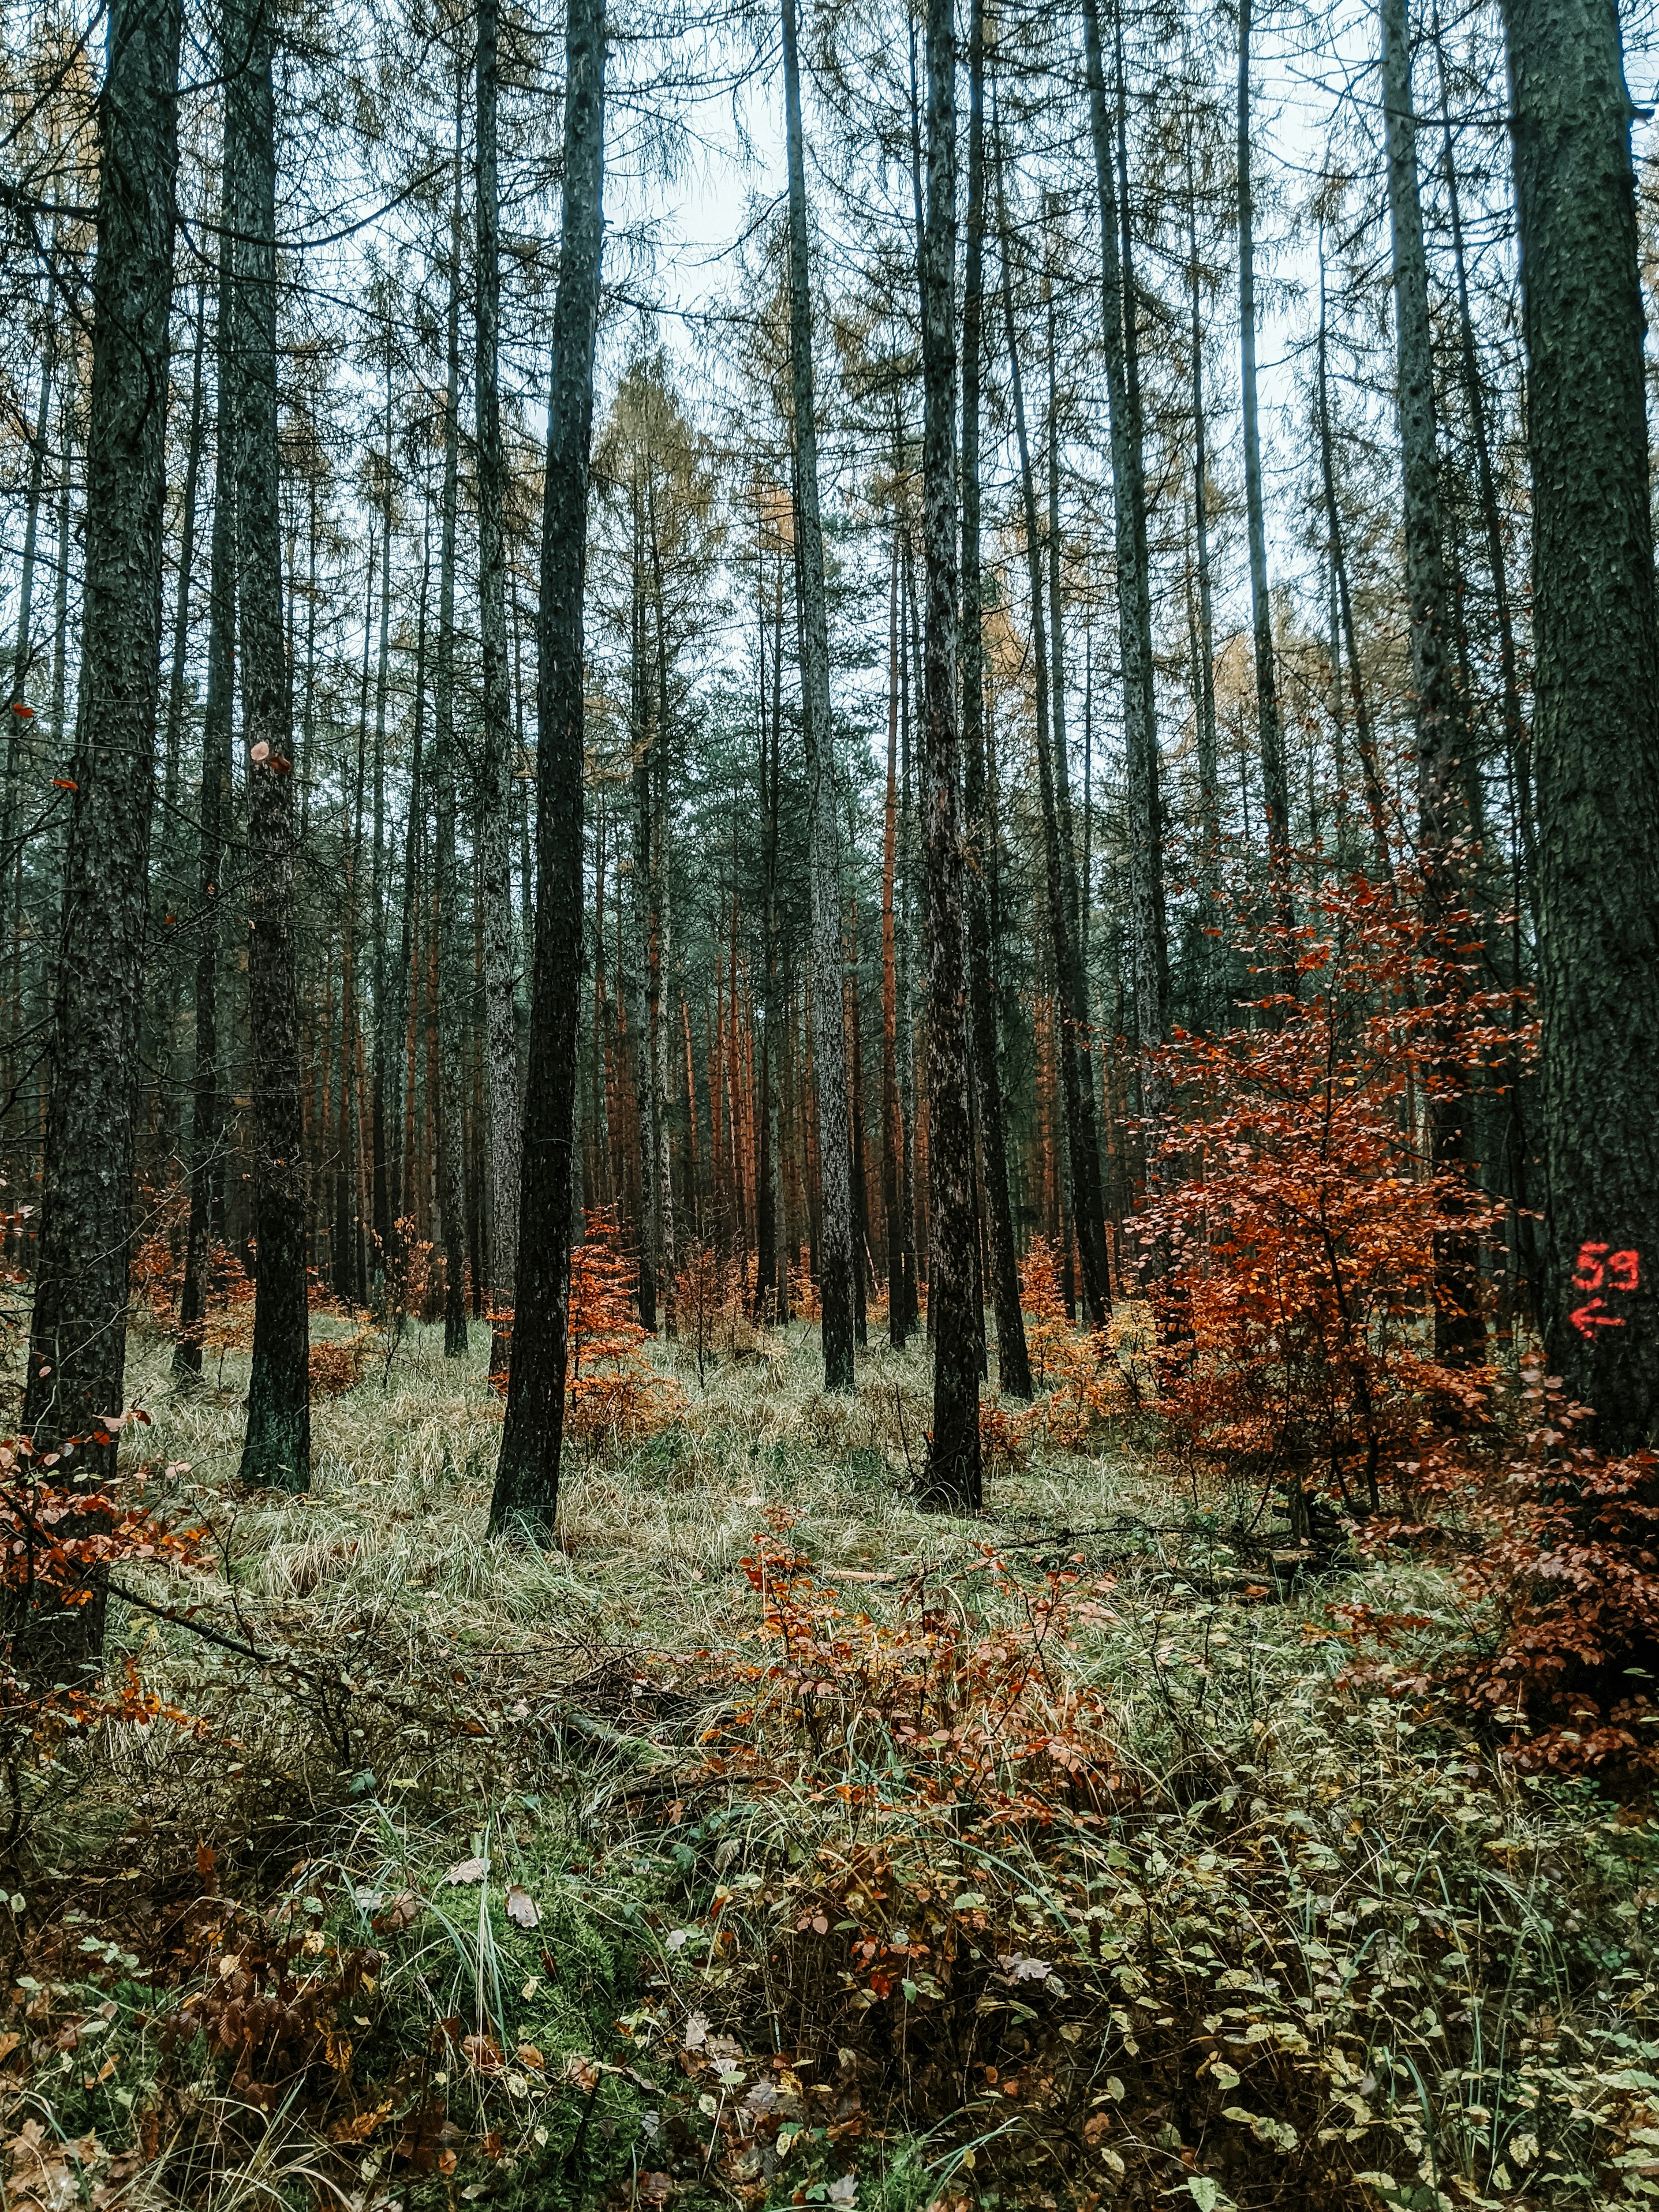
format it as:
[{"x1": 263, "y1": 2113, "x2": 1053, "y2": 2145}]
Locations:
[
  {"x1": 329, "y1": 2101, "x2": 394, "y2": 2144},
  {"x1": 505, "y1": 1884, "x2": 539, "y2": 1929}
]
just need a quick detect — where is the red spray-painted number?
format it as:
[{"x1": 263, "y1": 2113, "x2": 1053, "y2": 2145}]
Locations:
[
  {"x1": 1570, "y1": 1243, "x2": 1640, "y2": 1338},
  {"x1": 1574, "y1": 1243, "x2": 1639, "y2": 1293}
]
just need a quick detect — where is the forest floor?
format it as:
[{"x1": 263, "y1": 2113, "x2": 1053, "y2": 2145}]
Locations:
[{"x1": 2, "y1": 1307, "x2": 1658, "y2": 2212}]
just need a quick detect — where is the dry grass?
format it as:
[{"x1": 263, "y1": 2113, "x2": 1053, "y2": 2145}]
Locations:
[
  {"x1": 119, "y1": 1317, "x2": 1158, "y2": 1656},
  {"x1": 0, "y1": 1313, "x2": 1655, "y2": 2211}
]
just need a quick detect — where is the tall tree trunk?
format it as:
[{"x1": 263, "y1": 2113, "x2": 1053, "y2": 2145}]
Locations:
[
  {"x1": 335, "y1": 703, "x2": 367, "y2": 1303},
  {"x1": 294, "y1": 489, "x2": 315, "y2": 829},
  {"x1": 1432, "y1": 26, "x2": 1539, "y2": 1319},
  {"x1": 899, "y1": 530, "x2": 921, "y2": 1334},
  {"x1": 21, "y1": 0, "x2": 182, "y2": 1669},
  {"x1": 371, "y1": 361, "x2": 394, "y2": 1272},
  {"x1": 1182, "y1": 118, "x2": 1223, "y2": 1025},
  {"x1": 175, "y1": 210, "x2": 236, "y2": 1382},
  {"x1": 475, "y1": 0, "x2": 521, "y2": 1375},
  {"x1": 996, "y1": 145, "x2": 1111, "y2": 1333},
  {"x1": 781, "y1": 0, "x2": 855, "y2": 1388},
  {"x1": 162, "y1": 287, "x2": 206, "y2": 825},
  {"x1": 434, "y1": 128, "x2": 470, "y2": 1358},
  {"x1": 395, "y1": 511, "x2": 432, "y2": 1239},
  {"x1": 3, "y1": 334, "x2": 55, "y2": 974},
  {"x1": 488, "y1": 0, "x2": 605, "y2": 1534},
  {"x1": 50, "y1": 437, "x2": 70, "y2": 750},
  {"x1": 754, "y1": 558, "x2": 779, "y2": 1319},
  {"x1": 961, "y1": 10, "x2": 1027, "y2": 1399},
  {"x1": 881, "y1": 527, "x2": 907, "y2": 1350},
  {"x1": 233, "y1": 0, "x2": 309, "y2": 1489},
  {"x1": 919, "y1": 0, "x2": 980, "y2": 1506},
  {"x1": 1236, "y1": 0, "x2": 1292, "y2": 899},
  {"x1": 2, "y1": 335, "x2": 51, "y2": 1226},
  {"x1": 1081, "y1": 0, "x2": 1167, "y2": 1109},
  {"x1": 6, "y1": 336, "x2": 53, "y2": 714},
  {"x1": 1501, "y1": 0, "x2": 1659, "y2": 1450},
  {"x1": 648, "y1": 516, "x2": 677, "y2": 1331},
  {"x1": 843, "y1": 854, "x2": 869, "y2": 1345},
  {"x1": 630, "y1": 524, "x2": 659, "y2": 1328},
  {"x1": 1380, "y1": 0, "x2": 1483, "y2": 1365},
  {"x1": 592, "y1": 792, "x2": 611, "y2": 1206},
  {"x1": 1317, "y1": 247, "x2": 1393, "y2": 881},
  {"x1": 706, "y1": 905, "x2": 724, "y2": 1232},
  {"x1": 1435, "y1": 39, "x2": 1529, "y2": 918}
]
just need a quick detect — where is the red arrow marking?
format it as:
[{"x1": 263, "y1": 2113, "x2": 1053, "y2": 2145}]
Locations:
[{"x1": 1571, "y1": 1299, "x2": 1627, "y2": 1338}]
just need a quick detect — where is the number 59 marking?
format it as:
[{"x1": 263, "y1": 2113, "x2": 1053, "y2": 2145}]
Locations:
[{"x1": 1574, "y1": 1242, "x2": 1640, "y2": 1293}]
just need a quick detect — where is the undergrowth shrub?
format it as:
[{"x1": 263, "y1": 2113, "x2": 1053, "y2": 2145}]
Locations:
[
  {"x1": 1017, "y1": 1238, "x2": 1120, "y2": 1446},
  {"x1": 789, "y1": 1256, "x2": 821, "y2": 1323},
  {"x1": 999, "y1": 1240, "x2": 1150, "y2": 1454},
  {"x1": 0, "y1": 1825, "x2": 648, "y2": 2212},
  {"x1": 628, "y1": 1509, "x2": 1659, "y2": 2210},
  {"x1": 561, "y1": 1208, "x2": 685, "y2": 1457},
  {"x1": 0, "y1": 1427, "x2": 208, "y2": 1839},
  {"x1": 309, "y1": 1318, "x2": 379, "y2": 1399},
  {"x1": 1142, "y1": 878, "x2": 1518, "y2": 1530},
  {"x1": 1350, "y1": 1361, "x2": 1659, "y2": 1785}
]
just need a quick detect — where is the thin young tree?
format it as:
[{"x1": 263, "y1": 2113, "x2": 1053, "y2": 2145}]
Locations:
[
  {"x1": 1501, "y1": 0, "x2": 1659, "y2": 1450},
  {"x1": 920, "y1": 0, "x2": 981, "y2": 1509},
  {"x1": 881, "y1": 526, "x2": 908, "y2": 1352},
  {"x1": 488, "y1": 0, "x2": 606, "y2": 1537},
  {"x1": 960, "y1": 0, "x2": 1030, "y2": 1399},
  {"x1": 780, "y1": 0, "x2": 856, "y2": 1391},
  {"x1": 5, "y1": 338, "x2": 53, "y2": 717},
  {"x1": 1081, "y1": 0, "x2": 1167, "y2": 1115},
  {"x1": 1236, "y1": 0, "x2": 1292, "y2": 903},
  {"x1": 476, "y1": 0, "x2": 522, "y2": 1379},
  {"x1": 21, "y1": 0, "x2": 184, "y2": 1668},
  {"x1": 175, "y1": 209, "x2": 237, "y2": 1383},
  {"x1": 1316, "y1": 236, "x2": 1391, "y2": 881},
  {"x1": 1180, "y1": 88, "x2": 1225, "y2": 1018},
  {"x1": 996, "y1": 140, "x2": 1111, "y2": 1334},
  {"x1": 1380, "y1": 0, "x2": 1482, "y2": 1365},
  {"x1": 434, "y1": 118, "x2": 470, "y2": 1360},
  {"x1": 161, "y1": 291, "x2": 204, "y2": 825},
  {"x1": 232, "y1": 0, "x2": 310, "y2": 1489}
]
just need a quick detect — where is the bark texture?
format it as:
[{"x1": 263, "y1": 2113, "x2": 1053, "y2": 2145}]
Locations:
[
  {"x1": 476, "y1": 0, "x2": 522, "y2": 1378},
  {"x1": 233, "y1": 0, "x2": 310, "y2": 1490},
  {"x1": 781, "y1": 0, "x2": 856, "y2": 1391},
  {"x1": 1503, "y1": 0, "x2": 1659, "y2": 1449},
  {"x1": 21, "y1": 0, "x2": 182, "y2": 1669},
  {"x1": 1081, "y1": 0, "x2": 1166, "y2": 1112},
  {"x1": 1237, "y1": 0, "x2": 1292, "y2": 889},
  {"x1": 175, "y1": 208, "x2": 236, "y2": 1383},
  {"x1": 996, "y1": 148, "x2": 1110, "y2": 1334},
  {"x1": 488, "y1": 0, "x2": 606, "y2": 1536},
  {"x1": 1380, "y1": 0, "x2": 1483, "y2": 1365},
  {"x1": 920, "y1": 0, "x2": 981, "y2": 1509},
  {"x1": 434, "y1": 138, "x2": 470, "y2": 1360},
  {"x1": 960, "y1": 1, "x2": 1030, "y2": 1401}
]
